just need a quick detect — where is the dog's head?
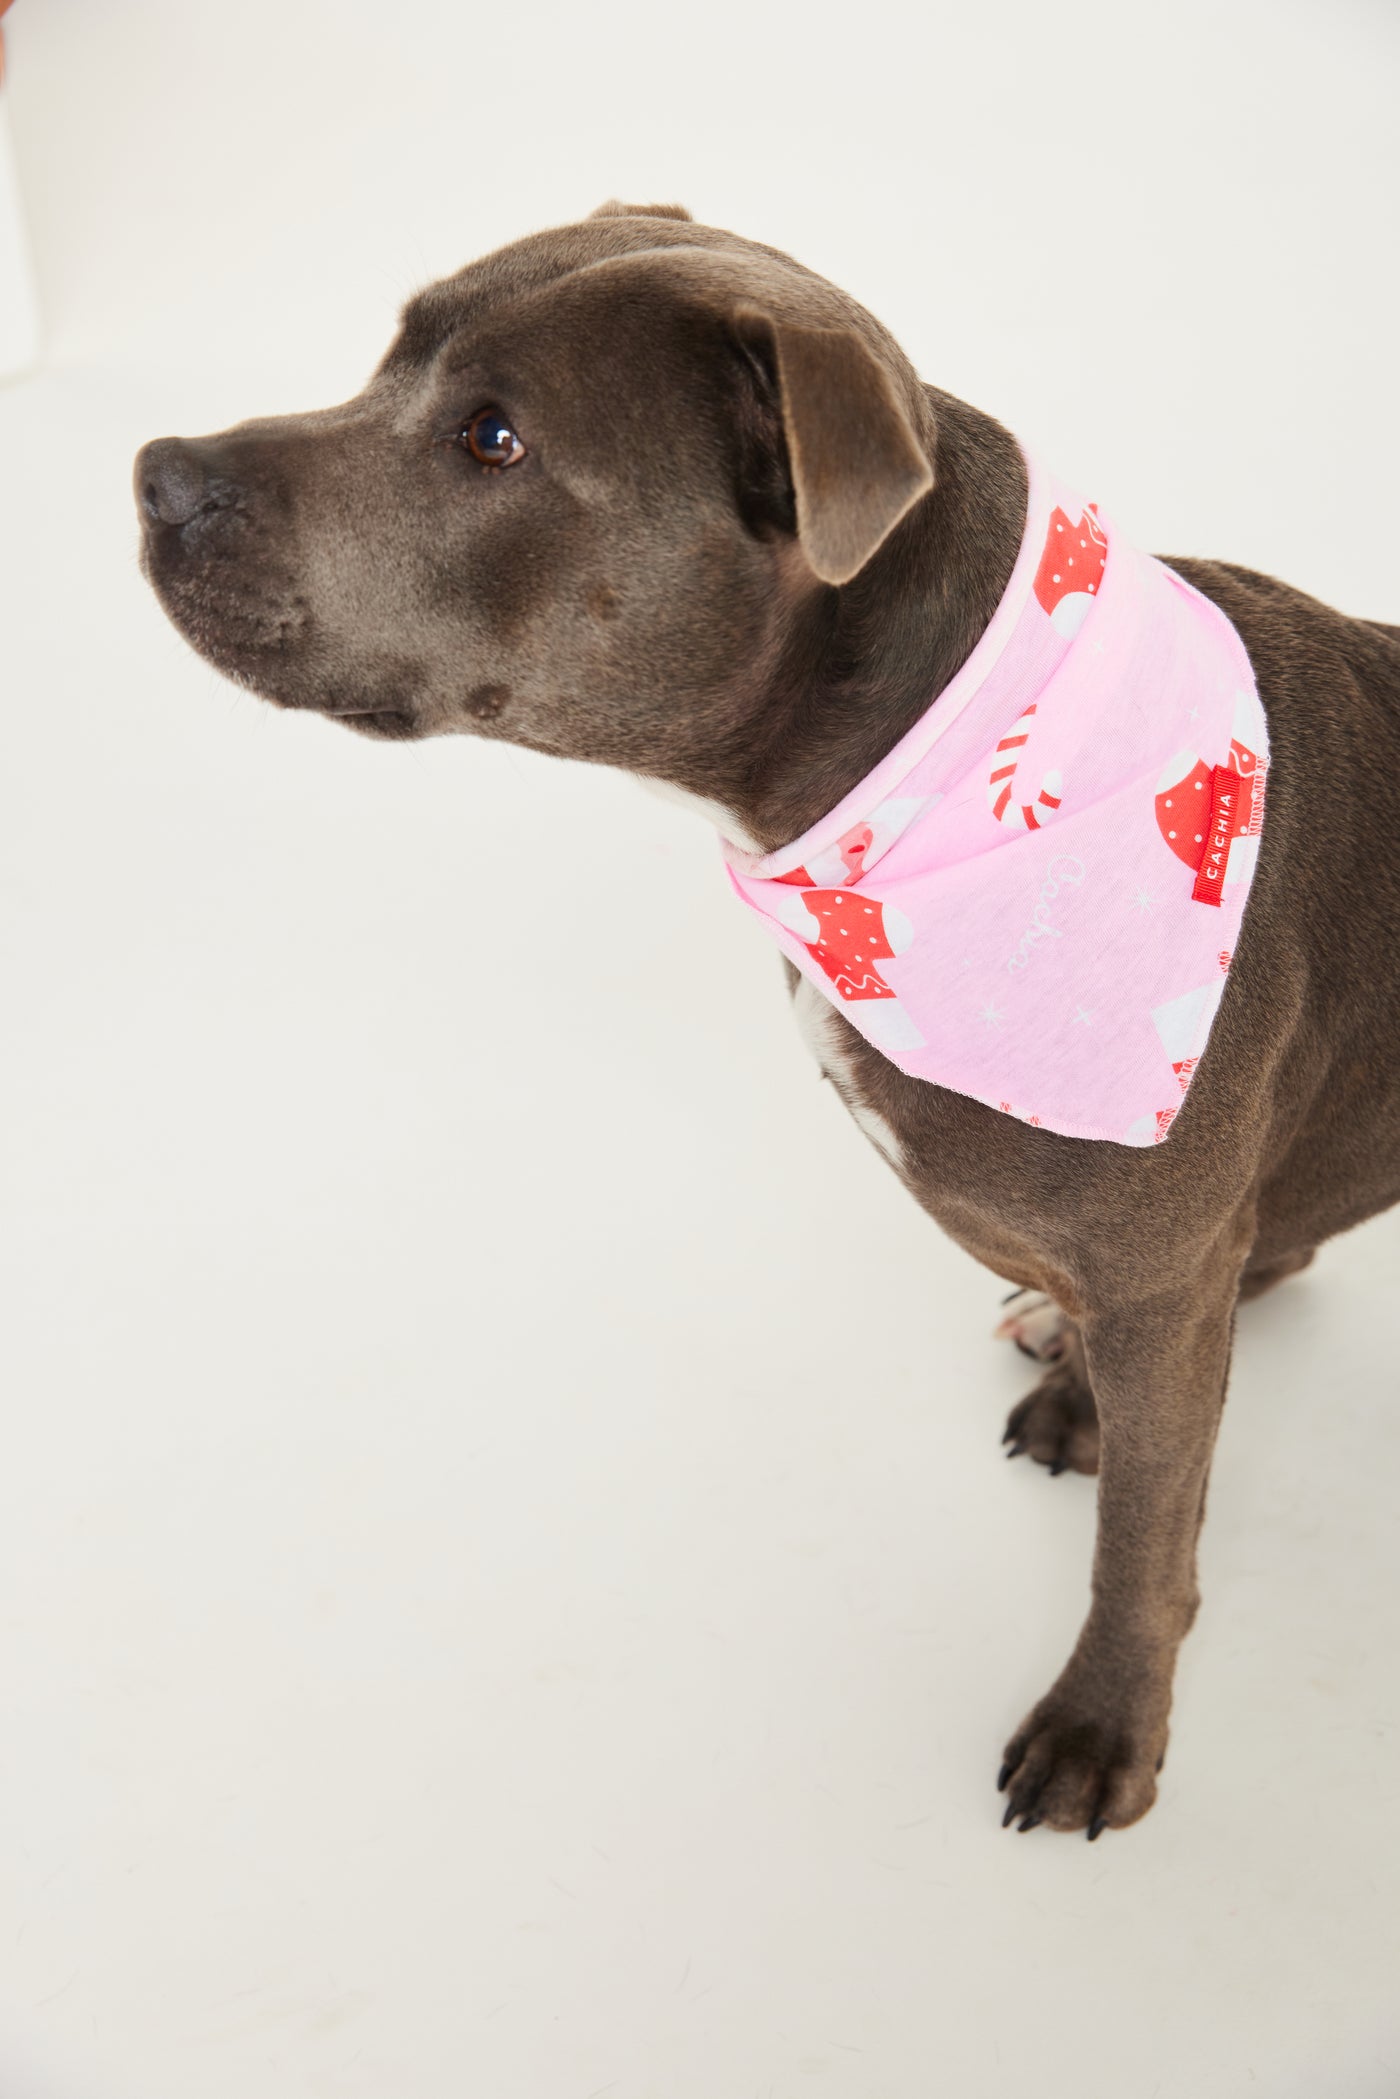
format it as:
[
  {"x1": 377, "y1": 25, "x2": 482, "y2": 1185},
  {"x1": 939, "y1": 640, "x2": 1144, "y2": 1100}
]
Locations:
[{"x1": 135, "y1": 204, "x2": 933, "y2": 782}]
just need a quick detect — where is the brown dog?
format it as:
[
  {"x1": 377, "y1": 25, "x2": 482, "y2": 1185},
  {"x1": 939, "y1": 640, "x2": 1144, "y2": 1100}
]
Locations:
[{"x1": 134, "y1": 202, "x2": 1400, "y2": 1838}]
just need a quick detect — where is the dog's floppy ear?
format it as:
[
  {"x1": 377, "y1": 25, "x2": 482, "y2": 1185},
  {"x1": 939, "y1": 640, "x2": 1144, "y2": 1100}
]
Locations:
[
  {"x1": 590, "y1": 199, "x2": 693, "y2": 221},
  {"x1": 736, "y1": 311, "x2": 933, "y2": 586}
]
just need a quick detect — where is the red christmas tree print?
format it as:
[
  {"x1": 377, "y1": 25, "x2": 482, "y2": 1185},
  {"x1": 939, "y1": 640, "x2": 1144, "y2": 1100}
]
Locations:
[
  {"x1": 800, "y1": 888, "x2": 903, "y2": 1002},
  {"x1": 1033, "y1": 505, "x2": 1107, "y2": 621},
  {"x1": 1155, "y1": 727, "x2": 1267, "y2": 904},
  {"x1": 1155, "y1": 752, "x2": 1214, "y2": 868}
]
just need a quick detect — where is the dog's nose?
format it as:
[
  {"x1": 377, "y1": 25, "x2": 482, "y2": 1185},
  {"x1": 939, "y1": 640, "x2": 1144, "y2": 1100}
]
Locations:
[{"x1": 135, "y1": 437, "x2": 214, "y2": 527}]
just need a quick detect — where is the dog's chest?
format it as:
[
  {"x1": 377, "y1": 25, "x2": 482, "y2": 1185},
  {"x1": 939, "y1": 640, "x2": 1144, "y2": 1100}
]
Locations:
[{"x1": 792, "y1": 977, "x2": 906, "y2": 1171}]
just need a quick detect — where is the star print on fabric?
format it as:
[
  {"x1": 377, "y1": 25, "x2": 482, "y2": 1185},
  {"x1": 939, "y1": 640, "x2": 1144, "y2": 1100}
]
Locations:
[
  {"x1": 981, "y1": 1003, "x2": 1004, "y2": 1029},
  {"x1": 1073, "y1": 1006, "x2": 1095, "y2": 1026},
  {"x1": 1133, "y1": 888, "x2": 1155, "y2": 912}
]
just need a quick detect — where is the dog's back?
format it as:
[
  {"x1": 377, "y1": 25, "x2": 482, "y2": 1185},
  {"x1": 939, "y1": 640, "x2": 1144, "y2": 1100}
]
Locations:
[{"x1": 1168, "y1": 556, "x2": 1400, "y2": 1248}]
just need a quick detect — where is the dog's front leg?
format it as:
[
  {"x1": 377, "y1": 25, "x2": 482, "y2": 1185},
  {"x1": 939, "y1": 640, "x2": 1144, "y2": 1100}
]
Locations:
[{"x1": 998, "y1": 1256, "x2": 1244, "y2": 1837}]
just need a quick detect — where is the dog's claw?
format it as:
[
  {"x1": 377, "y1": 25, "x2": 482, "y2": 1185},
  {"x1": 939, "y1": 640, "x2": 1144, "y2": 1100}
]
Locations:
[
  {"x1": 1087, "y1": 1815, "x2": 1107, "y2": 1842},
  {"x1": 1017, "y1": 1813, "x2": 1042, "y2": 1833},
  {"x1": 1001, "y1": 1357, "x2": 1100, "y2": 1479},
  {"x1": 1002, "y1": 1800, "x2": 1018, "y2": 1828},
  {"x1": 1005, "y1": 1438, "x2": 1027, "y2": 1460},
  {"x1": 997, "y1": 1761, "x2": 1013, "y2": 1791}
]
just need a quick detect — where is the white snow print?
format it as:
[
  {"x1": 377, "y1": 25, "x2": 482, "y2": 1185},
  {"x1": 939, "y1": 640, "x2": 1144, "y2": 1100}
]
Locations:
[
  {"x1": 986, "y1": 704, "x2": 1064, "y2": 831},
  {"x1": 881, "y1": 904, "x2": 915, "y2": 955},
  {"x1": 870, "y1": 794, "x2": 939, "y2": 849},
  {"x1": 1152, "y1": 981, "x2": 1224, "y2": 1088},
  {"x1": 1124, "y1": 1106, "x2": 1179, "y2": 1144},
  {"x1": 767, "y1": 887, "x2": 822, "y2": 940},
  {"x1": 1225, "y1": 832, "x2": 1260, "y2": 889},
  {"x1": 1049, "y1": 591, "x2": 1096, "y2": 639},
  {"x1": 855, "y1": 998, "x2": 926, "y2": 1051}
]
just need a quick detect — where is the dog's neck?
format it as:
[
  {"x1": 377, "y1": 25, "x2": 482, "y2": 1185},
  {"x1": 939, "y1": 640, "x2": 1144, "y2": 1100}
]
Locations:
[{"x1": 659, "y1": 392, "x2": 1028, "y2": 857}]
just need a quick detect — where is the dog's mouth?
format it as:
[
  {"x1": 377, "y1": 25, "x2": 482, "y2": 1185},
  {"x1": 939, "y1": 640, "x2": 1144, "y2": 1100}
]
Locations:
[
  {"x1": 248, "y1": 682, "x2": 427, "y2": 742},
  {"x1": 327, "y1": 705, "x2": 422, "y2": 740},
  {"x1": 157, "y1": 603, "x2": 427, "y2": 740},
  {"x1": 142, "y1": 548, "x2": 426, "y2": 740},
  {"x1": 136, "y1": 439, "x2": 429, "y2": 743}
]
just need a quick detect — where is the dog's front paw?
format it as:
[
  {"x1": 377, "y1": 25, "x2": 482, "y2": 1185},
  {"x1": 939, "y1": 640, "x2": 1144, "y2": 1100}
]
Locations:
[
  {"x1": 997, "y1": 1696, "x2": 1166, "y2": 1838},
  {"x1": 1002, "y1": 1361, "x2": 1100, "y2": 1475}
]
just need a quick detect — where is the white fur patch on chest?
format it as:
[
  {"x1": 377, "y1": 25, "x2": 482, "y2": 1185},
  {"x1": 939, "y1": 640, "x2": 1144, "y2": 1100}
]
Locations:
[
  {"x1": 792, "y1": 977, "x2": 906, "y2": 1171},
  {"x1": 637, "y1": 776, "x2": 765, "y2": 853}
]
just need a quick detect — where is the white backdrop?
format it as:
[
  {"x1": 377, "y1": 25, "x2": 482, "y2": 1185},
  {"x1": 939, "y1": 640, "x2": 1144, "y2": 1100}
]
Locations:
[{"x1": 2, "y1": 4, "x2": 1398, "y2": 2096}]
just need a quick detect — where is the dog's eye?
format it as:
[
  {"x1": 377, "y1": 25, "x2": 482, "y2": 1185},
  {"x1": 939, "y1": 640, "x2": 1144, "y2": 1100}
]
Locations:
[{"x1": 460, "y1": 409, "x2": 526, "y2": 469}]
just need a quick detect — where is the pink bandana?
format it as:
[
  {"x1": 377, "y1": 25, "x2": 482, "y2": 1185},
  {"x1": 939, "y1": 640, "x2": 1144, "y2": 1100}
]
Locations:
[{"x1": 724, "y1": 457, "x2": 1269, "y2": 1145}]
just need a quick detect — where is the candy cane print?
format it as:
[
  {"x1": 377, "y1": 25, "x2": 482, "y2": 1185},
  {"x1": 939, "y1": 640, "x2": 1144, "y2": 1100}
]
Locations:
[{"x1": 987, "y1": 705, "x2": 1063, "y2": 830}]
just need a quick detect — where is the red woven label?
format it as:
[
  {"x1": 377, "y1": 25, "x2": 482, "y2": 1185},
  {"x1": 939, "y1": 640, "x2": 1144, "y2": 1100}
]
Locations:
[{"x1": 1191, "y1": 766, "x2": 1240, "y2": 906}]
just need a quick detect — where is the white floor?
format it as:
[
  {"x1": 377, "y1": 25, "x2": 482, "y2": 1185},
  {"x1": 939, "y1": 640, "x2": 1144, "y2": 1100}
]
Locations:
[{"x1": 3, "y1": 4, "x2": 1399, "y2": 2096}]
